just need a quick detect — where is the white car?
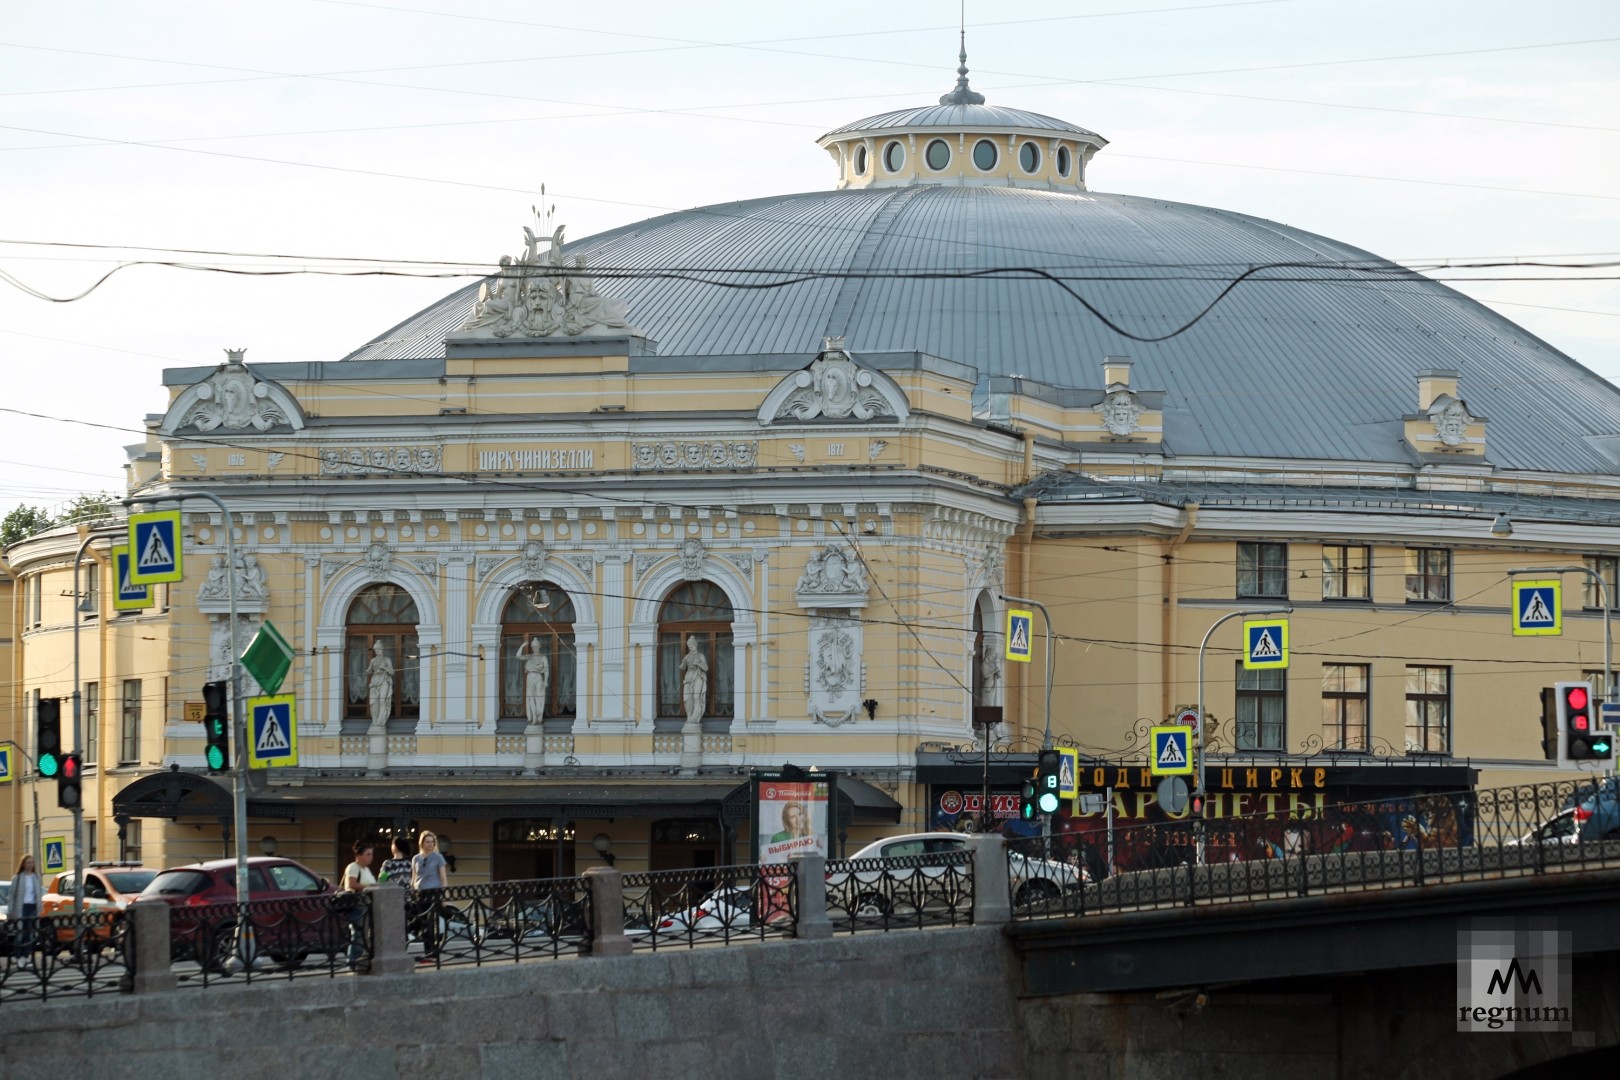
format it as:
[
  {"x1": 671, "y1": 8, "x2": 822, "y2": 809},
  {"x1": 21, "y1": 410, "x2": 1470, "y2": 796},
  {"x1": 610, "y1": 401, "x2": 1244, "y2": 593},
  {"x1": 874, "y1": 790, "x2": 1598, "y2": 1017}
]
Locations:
[{"x1": 833, "y1": 832, "x2": 1087, "y2": 912}]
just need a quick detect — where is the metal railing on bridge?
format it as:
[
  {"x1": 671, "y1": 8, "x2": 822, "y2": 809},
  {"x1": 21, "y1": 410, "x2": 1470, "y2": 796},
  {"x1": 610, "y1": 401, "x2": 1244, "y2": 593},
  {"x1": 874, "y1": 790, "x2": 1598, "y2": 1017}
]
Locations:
[
  {"x1": 1006, "y1": 775, "x2": 1620, "y2": 919},
  {"x1": 0, "y1": 844, "x2": 988, "y2": 1003}
]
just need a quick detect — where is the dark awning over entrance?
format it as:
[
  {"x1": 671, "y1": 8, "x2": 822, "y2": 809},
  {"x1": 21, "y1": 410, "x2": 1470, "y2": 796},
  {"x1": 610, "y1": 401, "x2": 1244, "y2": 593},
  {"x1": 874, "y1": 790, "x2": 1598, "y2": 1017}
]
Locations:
[
  {"x1": 111, "y1": 768, "x2": 233, "y2": 822},
  {"x1": 720, "y1": 774, "x2": 903, "y2": 826},
  {"x1": 242, "y1": 783, "x2": 740, "y2": 821},
  {"x1": 111, "y1": 772, "x2": 739, "y2": 823}
]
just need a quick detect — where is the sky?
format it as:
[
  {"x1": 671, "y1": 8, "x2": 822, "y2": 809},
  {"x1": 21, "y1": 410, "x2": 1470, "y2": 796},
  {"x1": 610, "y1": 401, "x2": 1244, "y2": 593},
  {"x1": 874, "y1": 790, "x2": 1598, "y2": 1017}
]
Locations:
[{"x1": 1, "y1": 0, "x2": 1617, "y2": 520}]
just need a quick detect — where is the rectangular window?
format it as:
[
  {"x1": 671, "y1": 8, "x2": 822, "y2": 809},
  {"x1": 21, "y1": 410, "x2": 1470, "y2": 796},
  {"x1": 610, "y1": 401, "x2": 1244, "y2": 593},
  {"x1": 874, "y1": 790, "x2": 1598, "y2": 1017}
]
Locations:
[
  {"x1": 1236, "y1": 664, "x2": 1286, "y2": 750},
  {"x1": 1582, "y1": 670, "x2": 1611, "y2": 704},
  {"x1": 1405, "y1": 665, "x2": 1450, "y2": 754},
  {"x1": 1404, "y1": 548, "x2": 1451, "y2": 602},
  {"x1": 29, "y1": 575, "x2": 42, "y2": 627},
  {"x1": 29, "y1": 688, "x2": 40, "y2": 758},
  {"x1": 1321, "y1": 664, "x2": 1370, "y2": 751},
  {"x1": 85, "y1": 683, "x2": 100, "y2": 768},
  {"x1": 121, "y1": 679, "x2": 142, "y2": 765},
  {"x1": 1583, "y1": 556, "x2": 1619, "y2": 610},
  {"x1": 1237, "y1": 542, "x2": 1288, "y2": 599},
  {"x1": 120, "y1": 820, "x2": 142, "y2": 864},
  {"x1": 83, "y1": 559, "x2": 100, "y2": 617},
  {"x1": 1321, "y1": 545, "x2": 1371, "y2": 601}
]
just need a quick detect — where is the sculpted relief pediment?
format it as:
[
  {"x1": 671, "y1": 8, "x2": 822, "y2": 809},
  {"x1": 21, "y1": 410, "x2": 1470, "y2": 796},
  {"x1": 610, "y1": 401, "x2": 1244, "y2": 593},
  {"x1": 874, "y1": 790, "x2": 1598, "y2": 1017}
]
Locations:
[
  {"x1": 160, "y1": 350, "x2": 305, "y2": 436},
  {"x1": 758, "y1": 337, "x2": 910, "y2": 426}
]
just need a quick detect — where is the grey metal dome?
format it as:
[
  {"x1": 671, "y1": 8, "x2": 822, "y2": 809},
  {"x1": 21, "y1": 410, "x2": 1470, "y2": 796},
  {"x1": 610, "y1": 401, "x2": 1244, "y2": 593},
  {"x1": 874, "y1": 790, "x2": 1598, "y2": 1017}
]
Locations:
[
  {"x1": 345, "y1": 183, "x2": 1620, "y2": 475},
  {"x1": 820, "y1": 103, "x2": 1103, "y2": 142}
]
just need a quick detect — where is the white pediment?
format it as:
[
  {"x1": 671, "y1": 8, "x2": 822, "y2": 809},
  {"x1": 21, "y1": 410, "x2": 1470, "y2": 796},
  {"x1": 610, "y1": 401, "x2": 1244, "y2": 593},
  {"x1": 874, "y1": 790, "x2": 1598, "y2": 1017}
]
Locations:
[
  {"x1": 160, "y1": 352, "x2": 305, "y2": 436},
  {"x1": 758, "y1": 337, "x2": 910, "y2": 426}
]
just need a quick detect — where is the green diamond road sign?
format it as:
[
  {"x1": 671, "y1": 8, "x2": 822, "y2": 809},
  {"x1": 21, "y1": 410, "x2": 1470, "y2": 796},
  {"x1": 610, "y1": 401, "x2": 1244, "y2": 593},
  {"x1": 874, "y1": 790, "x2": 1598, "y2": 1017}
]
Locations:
[{"x1": 240, "y1": 620, "x2": 294, "y2": 695}]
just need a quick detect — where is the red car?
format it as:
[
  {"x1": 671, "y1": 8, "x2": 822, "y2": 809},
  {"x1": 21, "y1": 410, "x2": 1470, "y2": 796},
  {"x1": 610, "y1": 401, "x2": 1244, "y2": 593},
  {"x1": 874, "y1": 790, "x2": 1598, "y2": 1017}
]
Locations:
[{"x1": 137, "y1": 856, "x2": 340, "y2": 970}]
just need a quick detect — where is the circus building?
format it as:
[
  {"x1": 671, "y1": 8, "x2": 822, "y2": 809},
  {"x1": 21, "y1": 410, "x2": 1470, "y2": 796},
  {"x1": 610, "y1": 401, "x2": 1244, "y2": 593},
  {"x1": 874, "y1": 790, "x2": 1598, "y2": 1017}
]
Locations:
[{"x1": 9, "y1": 52, "x2": 1620, "y2": 878}]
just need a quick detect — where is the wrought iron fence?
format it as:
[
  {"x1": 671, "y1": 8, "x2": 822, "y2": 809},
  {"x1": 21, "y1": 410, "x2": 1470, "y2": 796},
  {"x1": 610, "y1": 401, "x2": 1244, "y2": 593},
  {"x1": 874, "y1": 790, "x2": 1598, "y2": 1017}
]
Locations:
[
  {"x1": 621, "y1": 864, "x2": 797, "y2": 950},
  {"x1": 0, "y1": 907, "x2": 132, "y2": 1002},
  {"x1": 171, "y1": 895, "x2": 356, "y2": 986},
  {"x1": 411, "y1": 877, "x2": 592, "y2": 969},
  {"x1": 1008, "y1": 775, "x2": 1620, "y2": 919},
  {"x1": 824, "y1": 850, "x2": 973, "y2": 932}
]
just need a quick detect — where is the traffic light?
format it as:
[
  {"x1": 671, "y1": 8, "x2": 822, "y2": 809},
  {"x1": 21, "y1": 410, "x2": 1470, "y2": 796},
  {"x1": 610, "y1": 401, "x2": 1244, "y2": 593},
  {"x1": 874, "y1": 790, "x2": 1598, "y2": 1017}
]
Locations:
[
  {"x1": 202, "y1": 680, "x2": 230, "y2": 774},
  {"x1": 1572, "y1": 729, "x2": 1614, "y2": 761},
  {"x1": 57, "y1": 752, "x2": 82, "y2": 810},
  {"x1": 1035, "y1": 749, "x2": 1062, "y2": 815},
  {"x1": 36, "y1": 697, "x2": 62, "y2": 778},
  {"x1": 1189, "y1": 792, "x2": 1205, "y2": 817},
  {"x1": 1541, "y1": 686, "x2": 1560, "y2": 760},
  {"x1": 1019, "y1": 778, "x2": 1038, "y2": 822},
  {"x1": 1556, "y1": 681, "x2": 1594, "y2": 759}
]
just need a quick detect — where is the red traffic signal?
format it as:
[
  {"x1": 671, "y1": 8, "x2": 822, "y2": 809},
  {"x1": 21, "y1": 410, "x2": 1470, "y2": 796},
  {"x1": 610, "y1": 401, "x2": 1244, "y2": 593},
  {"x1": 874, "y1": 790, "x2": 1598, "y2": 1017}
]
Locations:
[
  {"x1": 1556, "y1": 681, "x2": 1595, "y2": 744},
  {"x1": 57, "y1": 751, "x2": 83, "y2": 810}
]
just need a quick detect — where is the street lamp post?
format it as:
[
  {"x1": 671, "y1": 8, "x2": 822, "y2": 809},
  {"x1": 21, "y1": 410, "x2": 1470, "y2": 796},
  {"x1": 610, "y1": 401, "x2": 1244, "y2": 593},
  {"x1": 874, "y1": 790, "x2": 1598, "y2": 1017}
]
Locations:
[
  {"x1": 1195, "y1": 606, "x2": 1294, "y2": 805},
  {"x1": 1508, "y1": 566, "x2": 1613, "y2": 706},
  {"x1": 69, "y1": 533, "x2": 98, "y2": 917},
  {"x1": 998, "y1": 595, "x2": 1054, "y2": 750},
  {"x1": 122, "y1": 491, "x2": 249, "y2": 903}
]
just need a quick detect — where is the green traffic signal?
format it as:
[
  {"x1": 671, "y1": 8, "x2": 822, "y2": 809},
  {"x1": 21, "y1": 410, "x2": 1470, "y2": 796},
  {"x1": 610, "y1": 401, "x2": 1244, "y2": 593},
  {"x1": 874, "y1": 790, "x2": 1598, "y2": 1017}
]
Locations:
[
  {"x1": 202, "y1": 681, "x2": 230, "y2": 774},
  {"x1": 1019, "y1": 778, "x2": 1038, "y2": 821},
  {"x1": 1037, "y1": 790, "x2": 1061, "y2": 815},
  {"x1": 38, "y1": 753, "x2": 60, "y2": 778}
]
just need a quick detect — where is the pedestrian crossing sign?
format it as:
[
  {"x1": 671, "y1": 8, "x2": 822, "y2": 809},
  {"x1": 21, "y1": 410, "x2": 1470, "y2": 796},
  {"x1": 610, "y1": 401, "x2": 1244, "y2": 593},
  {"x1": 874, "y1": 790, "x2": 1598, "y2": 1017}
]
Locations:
[
  {"x1": 1006, "y1": 609, "x2": 1034, "y2": 663},
  {"x1": 1150, "y1": 725, "x2": 1195, "y2": 776},
  {"x1": 111, "y1": 544, "x2": 154, "y2": 610},
  {"x1": 1057, "y1": 747, "x2": 1080, "y2": 799},
  {"x1": 1511, "y1": 580, "x2": 1561, "y2": 637},
  {"x1": 0, "y1": 746, "x2": 11, "y2": 785},
  {"x1": 127, "y1": 510, "x2": 183, "y2": 585},
  {"x1": 1242, "y1": 619, "x2": 1289, "y2": 670},
  {"x1": 43, "y1": 837, "x2": 66, "y2": 873},
  {"x1": 247, "y1": 694, "x2": 298, "y2": 769}
]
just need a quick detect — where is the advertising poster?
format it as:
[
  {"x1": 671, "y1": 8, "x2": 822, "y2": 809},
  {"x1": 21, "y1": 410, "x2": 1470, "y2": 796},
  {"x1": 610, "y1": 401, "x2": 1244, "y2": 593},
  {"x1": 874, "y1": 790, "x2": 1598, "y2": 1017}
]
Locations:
[{"x1": 758, "y1": 779, "x2": 830, "y2": 862}]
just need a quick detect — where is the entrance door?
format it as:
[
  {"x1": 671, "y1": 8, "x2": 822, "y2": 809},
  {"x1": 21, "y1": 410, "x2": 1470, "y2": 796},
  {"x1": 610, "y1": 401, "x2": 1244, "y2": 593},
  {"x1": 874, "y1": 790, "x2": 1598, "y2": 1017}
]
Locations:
[{"x1": 492, "y1": 819, "x2": 576, "y2": 881}]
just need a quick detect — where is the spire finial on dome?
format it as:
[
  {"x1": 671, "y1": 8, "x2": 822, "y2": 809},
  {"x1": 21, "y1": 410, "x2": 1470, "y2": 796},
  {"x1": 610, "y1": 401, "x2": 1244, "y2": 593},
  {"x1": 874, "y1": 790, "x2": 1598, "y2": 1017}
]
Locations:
[{"x1": 939, "y1": 13, "x2": 985, "y2": 106}]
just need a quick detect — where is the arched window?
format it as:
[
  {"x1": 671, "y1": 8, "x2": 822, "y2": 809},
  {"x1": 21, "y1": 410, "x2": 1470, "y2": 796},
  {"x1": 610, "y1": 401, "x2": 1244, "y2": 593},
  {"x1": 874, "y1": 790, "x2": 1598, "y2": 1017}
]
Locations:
[
  {"x1": 500, "y1": 584, "x2": 576, "y2": 730},
  {"x1": 970, "y1": 595, "x2": 1001, "y2": 718},
  {"x1": 657, "y1": 581, "x2": 734, "y2": 728},
  {"x1": 344, "y1": 584, "x2": 420, "y2": 729}
]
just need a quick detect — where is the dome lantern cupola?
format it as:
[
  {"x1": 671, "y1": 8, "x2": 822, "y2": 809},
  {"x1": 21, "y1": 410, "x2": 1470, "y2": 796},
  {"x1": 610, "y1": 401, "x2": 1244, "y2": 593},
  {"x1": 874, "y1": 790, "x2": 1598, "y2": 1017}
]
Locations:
[{"x1": 817, "y1": 47, "x2": 1107, "y2": 192}]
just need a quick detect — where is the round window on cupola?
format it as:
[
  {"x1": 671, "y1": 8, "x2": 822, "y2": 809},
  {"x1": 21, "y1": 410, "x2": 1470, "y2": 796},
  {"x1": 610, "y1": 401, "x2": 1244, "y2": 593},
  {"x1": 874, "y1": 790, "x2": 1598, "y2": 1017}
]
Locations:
[
  {"x1": 853, "y1": 144, "x2": 868, "y2": 176},
  {"x1": 1056, "y1": 146, "x2": 1072, "y2": 177},
  {"x1": 883, "y1": 140, "x2": 905, "y2": 172},
  {"x1": 972, "y1": 139, "x2": 997, "y2": 170},
  {"x1": 1019, "y1": 142, "x2": 1041, "y2": 174},
  {"x1": 925, "y1": 139, "x2": 950, "y2": 171}
]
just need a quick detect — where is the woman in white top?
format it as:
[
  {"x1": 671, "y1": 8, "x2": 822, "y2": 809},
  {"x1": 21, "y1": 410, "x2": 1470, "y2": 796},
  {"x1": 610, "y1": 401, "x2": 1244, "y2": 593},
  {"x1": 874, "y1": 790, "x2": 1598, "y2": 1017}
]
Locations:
[
  {"x1": 339, "y1": 841, "x2": 376, "y2": 970},
  {"x1": 7, "y1": 855, "x2": 43, "y2": 967}
]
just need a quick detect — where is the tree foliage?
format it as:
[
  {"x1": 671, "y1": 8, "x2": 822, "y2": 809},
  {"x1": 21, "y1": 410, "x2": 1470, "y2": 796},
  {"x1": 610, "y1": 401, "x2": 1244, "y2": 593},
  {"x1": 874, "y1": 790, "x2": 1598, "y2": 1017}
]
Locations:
[{"x1": 0, "y1": 505, "x2": 55, "y2": 548}]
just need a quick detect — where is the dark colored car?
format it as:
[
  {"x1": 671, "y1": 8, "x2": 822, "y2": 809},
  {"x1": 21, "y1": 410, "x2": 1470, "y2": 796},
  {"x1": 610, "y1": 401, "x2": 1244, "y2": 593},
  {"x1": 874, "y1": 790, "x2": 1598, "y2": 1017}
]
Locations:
[{"x1": 137, "y1": 856, "x2": 339, "y2": 970}]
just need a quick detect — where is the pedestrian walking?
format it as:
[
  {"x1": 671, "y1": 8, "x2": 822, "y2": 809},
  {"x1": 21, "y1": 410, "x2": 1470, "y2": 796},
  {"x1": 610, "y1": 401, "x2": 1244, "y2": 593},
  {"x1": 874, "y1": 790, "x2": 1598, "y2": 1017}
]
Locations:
[
  {"x1": 411, "y1": 831, "x2": 448, "y2": 963},
  {"x1": 6, "y1": 856, "x2": 43, "y2": 969},
  {"x1": 338, "y1": 841, "x2": 376, "y2": 971}
]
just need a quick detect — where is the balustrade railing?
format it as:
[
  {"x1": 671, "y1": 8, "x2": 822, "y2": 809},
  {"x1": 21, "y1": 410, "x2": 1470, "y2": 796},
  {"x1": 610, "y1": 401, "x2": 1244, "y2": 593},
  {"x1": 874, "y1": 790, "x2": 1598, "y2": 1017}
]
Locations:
[
  {"x1": 410, "y1": 877, "x2": 592, "y2": 969},
  {"x1": 621, "y1": 863, "x2": 796, "y2": 951},
  {"x1": 824, "y1": 850, "x2": 973, "y2": 932},
  {"x1": 1008, "y1": 775, "x2": 1620, "y2": 919},
  {"x1": 171, "y1": 895, "x2": 357, "y2": 986},
  {"x1": 0, "y1": 907, "x2": 132, "y2": 1002}
]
